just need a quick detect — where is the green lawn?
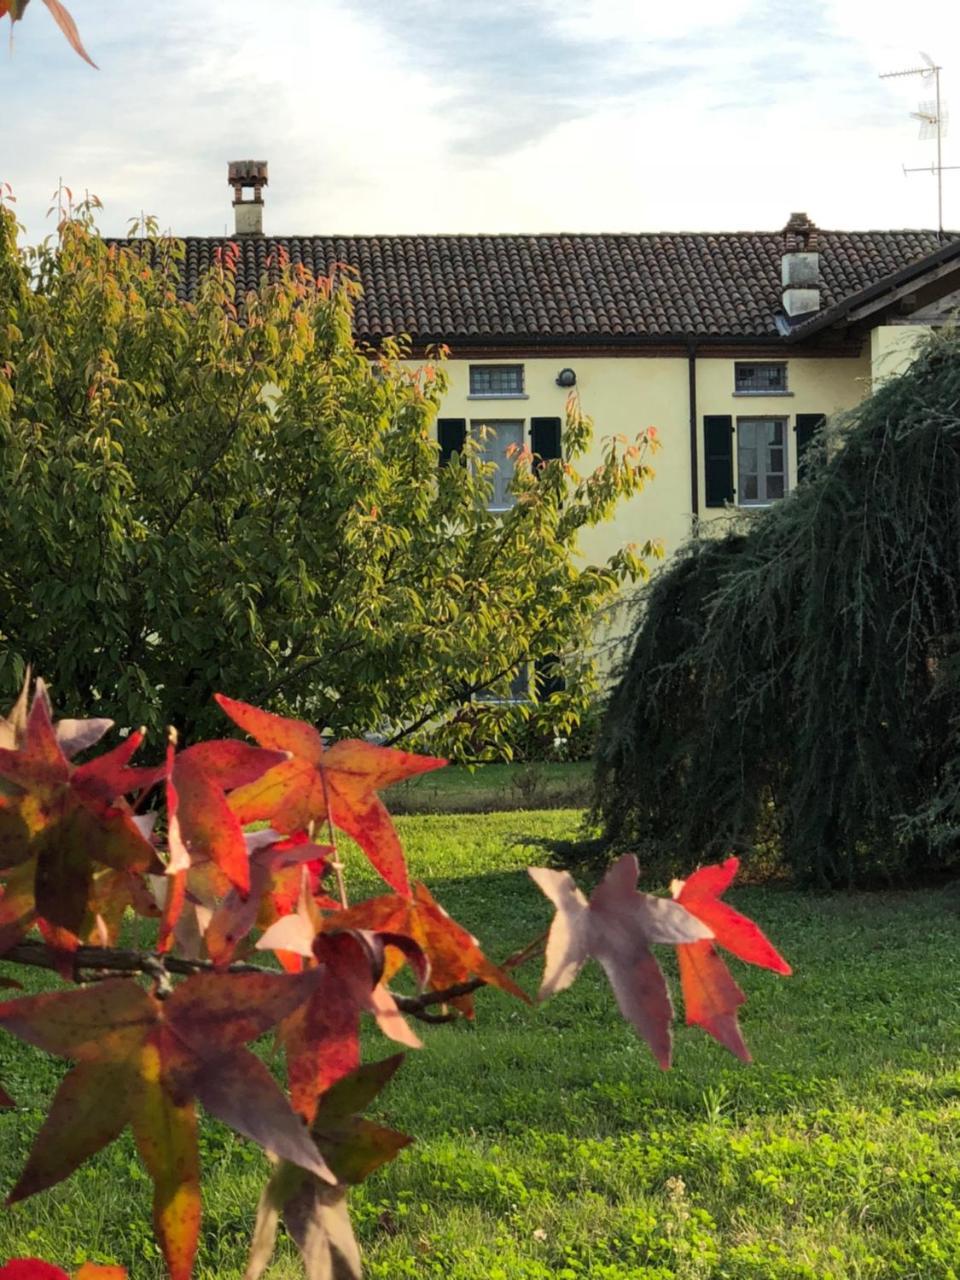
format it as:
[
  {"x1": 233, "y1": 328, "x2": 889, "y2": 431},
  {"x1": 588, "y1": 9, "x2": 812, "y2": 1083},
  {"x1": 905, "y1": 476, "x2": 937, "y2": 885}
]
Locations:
[{"x1": 1, "y1": 810, "x2": 959, "y2": 1278}]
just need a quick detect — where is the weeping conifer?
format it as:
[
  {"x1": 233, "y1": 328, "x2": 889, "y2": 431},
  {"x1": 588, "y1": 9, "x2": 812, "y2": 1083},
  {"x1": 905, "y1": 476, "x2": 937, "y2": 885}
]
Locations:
[{"x1": 593, "y1": 330, "x2": 960, "y2": 887}]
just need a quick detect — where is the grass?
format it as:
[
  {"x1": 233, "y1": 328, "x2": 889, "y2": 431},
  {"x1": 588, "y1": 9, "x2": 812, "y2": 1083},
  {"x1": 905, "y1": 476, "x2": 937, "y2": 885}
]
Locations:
[
  {"x1": 388, "y1": 762, "x2": 593, "y2": 814},
  {"x1": 1, "y1": 809, "x2": 959, "y2": 1278}
]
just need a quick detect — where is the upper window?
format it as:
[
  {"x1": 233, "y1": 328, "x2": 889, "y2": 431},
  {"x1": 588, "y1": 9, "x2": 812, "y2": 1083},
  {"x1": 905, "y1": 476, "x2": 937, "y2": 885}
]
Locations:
[
  {"x1": 472, "y1": 419, "x2": 523, "y2": 510},
  {"x1": 470, "y1": 364, "x2": 524, "y2": 397},
  {"x1": 735, "y1": 362, "x2": 787, "y2": 394},
  {"x1": 737, "y1": 417, "x2": 787, "y2": 505}
]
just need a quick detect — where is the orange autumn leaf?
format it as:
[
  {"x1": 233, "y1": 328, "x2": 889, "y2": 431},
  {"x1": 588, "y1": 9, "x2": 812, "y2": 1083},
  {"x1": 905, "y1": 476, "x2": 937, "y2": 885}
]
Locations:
[
  {"x1": 333, "y1": 880, "x2": 529, "y2": 1017},
  {"x1": 215, "y1": 694, "x2": 445, "y2": 896}
]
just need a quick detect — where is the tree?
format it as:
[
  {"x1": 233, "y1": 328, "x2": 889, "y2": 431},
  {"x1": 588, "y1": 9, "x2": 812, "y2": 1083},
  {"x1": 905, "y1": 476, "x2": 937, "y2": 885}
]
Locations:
[
  {"x1": 0, "y1": 205, "x2": 656, "y2": 758},
  {"x1": 0, "y1": 675, "x2": 790, "y2": 1278},
  {"x1": 592, "y1": 331, "x2": 960, "y2": 887}
]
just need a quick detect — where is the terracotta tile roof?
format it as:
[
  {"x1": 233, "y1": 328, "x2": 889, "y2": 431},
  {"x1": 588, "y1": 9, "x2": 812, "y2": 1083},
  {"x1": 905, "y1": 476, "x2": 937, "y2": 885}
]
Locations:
[{"x1": 157, "y1": 228, "x2": 956, "y2": 343}]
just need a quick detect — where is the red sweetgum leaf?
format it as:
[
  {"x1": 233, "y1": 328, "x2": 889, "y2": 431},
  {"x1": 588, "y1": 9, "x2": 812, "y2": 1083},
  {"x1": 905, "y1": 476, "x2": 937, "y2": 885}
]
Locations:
[
  {"x1": 670, "y1": 857, "x2": 791, "y2": 1060},
  {"x1": 0, "y1": 1263, "x2": 69, "y2": 1280},
  {"x1": 257, "y1": 929, "x2": 421, "y2": 1123},
  {"x1": 0, "y1": 1265, "x2": 127, "y2": 1280},
  {"x1": 0, "y1": 971, "x2": 332, "y2": 1280},
  {"x1": 244, "y1": 1057, "x2": 410, "y2": 1280},
  {"x1": 334, "y1": 880, "x2": 529, "y2": 1016},
  {"x1": 205, "y1": 834, "x2": 334, "y2": 968},
  {"x1": 0, "y1": 695, "x2": 161, "y2": 941},
  {"x1": 671, "y1": 857, "x2": 792, "y2": 973},
  {"x1": 215, "y1": 694, "x2": 445, "y2": 896},
  {"x1": 168, "y1": 744, "x2": 250, "y2": 894},
  {"x1": 529, "y1": 854, "x2": 713, "y2": 1068}
]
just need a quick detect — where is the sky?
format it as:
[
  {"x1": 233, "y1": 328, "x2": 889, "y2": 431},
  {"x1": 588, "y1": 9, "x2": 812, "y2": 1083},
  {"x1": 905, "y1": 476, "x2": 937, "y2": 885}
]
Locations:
[{"x1": 2, "y1": 0, "x2": 959, "y2": 246}]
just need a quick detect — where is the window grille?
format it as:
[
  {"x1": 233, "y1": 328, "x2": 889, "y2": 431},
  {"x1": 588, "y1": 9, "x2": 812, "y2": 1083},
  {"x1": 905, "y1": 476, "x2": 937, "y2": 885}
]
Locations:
[
  {"x1": 469, "y1": 365, "x2": 525, "y2": 396},
  {"x1": 735, "y1": 362, "x2": 787, "y2": 393}
]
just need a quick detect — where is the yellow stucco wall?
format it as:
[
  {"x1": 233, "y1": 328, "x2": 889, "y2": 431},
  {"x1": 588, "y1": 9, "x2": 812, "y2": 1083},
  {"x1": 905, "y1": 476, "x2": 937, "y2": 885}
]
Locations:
[
  {"x1": 433, "y1": 353, "x2": 869, "y2": 544},
  {"x1": 422, "y1": 351, "x2": 873, "y2": 647},
  {"x1": 870, "y1": 325, "x2": 932, "y2": 385},
  {"x1": 694, "y1": 353, "x2": 870, "y2": 527}
]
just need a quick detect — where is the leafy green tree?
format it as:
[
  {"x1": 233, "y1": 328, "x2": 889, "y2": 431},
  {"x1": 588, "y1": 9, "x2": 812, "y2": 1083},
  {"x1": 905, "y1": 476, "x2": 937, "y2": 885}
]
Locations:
[{"x1": 0, "y1": 204, "x2": 655, "y2": 753}]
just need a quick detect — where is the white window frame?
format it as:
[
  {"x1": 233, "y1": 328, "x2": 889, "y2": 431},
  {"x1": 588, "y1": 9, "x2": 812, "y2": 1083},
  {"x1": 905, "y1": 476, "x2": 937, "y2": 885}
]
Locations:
[
  {"x1": 468, "y1": 364, "x2": 526, "y2": 399},
  {"x1": 734, "y1": 362, "x2": 789, "y2": 395},
  {"x1": 736, "y1": 416, "x2": 788, "y2": 506}
]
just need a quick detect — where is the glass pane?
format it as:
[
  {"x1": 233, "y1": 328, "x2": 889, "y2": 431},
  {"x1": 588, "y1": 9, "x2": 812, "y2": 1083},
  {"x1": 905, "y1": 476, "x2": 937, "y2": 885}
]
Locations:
[
  {"x1": 738, "y1": 446, "x2": 758, "y2": 474},
  {"x1": 766, "y1": 474, "x2": 785, "y2": 500},
  {"x1": 738, "y1": 421, "x2": 756, "y2": 447},
  {"x1": 510, "y1": 665, "x2": 530, "y2": 699},
  {"x1": 475, "y1": 421, "x2": 522, "y2": 508},
  {"x1": 768, "y1": 447, "x2": 784, "y2": 471},
  {"x1": 767, "y1": 420, "x2": 783, "y2": 445},
  {"x1": 470, "y1": 365, "x2": 523, "y2": 395},
  {"x1": 742, "y1": 473, "x2": 758, "y2": 500}
]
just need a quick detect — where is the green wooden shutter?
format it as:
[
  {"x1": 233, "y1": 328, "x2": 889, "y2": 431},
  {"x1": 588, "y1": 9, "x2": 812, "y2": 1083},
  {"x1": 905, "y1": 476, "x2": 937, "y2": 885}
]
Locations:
[
  {"x1": 795, "y1": 413, "x2": 825, "y2": 484},
  {"x1": 531, "y1": 417, "x2": 562, "y2": 467},
  {"x1": 704, "y1": 415, "x2": 734, "y2": 507},
  {"x1": 437, "y1": 418, "x2": 467, "y2": 467}
]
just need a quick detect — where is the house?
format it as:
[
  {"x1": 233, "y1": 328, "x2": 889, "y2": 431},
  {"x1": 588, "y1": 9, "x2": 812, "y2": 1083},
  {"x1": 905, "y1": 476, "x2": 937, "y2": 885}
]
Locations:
[{"x1": 171, "y1": 163, "x2": 960, "y2": 638}]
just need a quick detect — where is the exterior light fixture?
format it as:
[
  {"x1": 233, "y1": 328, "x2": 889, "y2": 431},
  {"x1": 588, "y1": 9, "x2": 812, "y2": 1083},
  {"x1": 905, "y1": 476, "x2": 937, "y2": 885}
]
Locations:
[{"x1": 556, "y1": 367, "x2": 577, "y2": 387}]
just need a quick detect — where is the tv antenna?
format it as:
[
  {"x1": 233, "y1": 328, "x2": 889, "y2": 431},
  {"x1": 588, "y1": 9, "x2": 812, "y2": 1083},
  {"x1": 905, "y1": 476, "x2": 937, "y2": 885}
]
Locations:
[{"x1": 880, "y1": 53, "x2": 959, "y2": 236}]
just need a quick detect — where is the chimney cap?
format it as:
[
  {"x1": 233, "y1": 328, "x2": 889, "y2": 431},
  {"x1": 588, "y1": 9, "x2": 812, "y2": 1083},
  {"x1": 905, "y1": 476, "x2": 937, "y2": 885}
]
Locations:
[
  {"x1": 228, "y1": 160, "x2": 268, "y2": 186},
  {"x1": 783, "y1": 211, "x2": 819, "y2": 254},
  {"x1": 784, "y1": 211, "x2": 815, "y2": 231}
]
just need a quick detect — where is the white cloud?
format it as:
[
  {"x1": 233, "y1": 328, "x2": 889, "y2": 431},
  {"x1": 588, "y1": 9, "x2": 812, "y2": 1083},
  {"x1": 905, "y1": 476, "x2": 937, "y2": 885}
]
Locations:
[{"x1": 2, "y1": 0, "x2": 959, "y2": 244}]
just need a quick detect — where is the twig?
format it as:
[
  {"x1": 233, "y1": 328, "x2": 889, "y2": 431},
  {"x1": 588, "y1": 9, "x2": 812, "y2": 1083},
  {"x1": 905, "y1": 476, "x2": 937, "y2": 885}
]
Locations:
[
  {"x1": 0, "y1": 932, "x2": 548, "y2": 1022},
  {"x1": 2, "y1": 940, "x2": 264, "y2": 980}
]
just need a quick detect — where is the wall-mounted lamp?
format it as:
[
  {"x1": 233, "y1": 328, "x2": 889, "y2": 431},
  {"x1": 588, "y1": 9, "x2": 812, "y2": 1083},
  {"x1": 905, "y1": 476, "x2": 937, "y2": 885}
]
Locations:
[{"x1": 555, "y1": 367, "x2": 577, "y2": 388}]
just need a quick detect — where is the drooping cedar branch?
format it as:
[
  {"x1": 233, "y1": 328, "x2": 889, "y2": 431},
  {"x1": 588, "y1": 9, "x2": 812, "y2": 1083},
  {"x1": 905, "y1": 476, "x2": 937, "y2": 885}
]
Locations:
[
  {"x1": 593, "y1": 331, "x2": 960, "y2": 888},
  {"x1": 0, "y1": 934, "x2": 546, "y2": 1021}
]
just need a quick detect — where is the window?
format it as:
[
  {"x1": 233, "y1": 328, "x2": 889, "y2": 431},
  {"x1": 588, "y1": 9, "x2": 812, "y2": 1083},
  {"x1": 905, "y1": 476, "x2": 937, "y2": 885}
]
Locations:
[
  {"x1": 469, "y1": 364, "x2": 524, "y2": 397},
  {"x1": 735, "y1": 362, "x2": 788, "y2": 394},
  {"x1": 472, "y1": 419, "x2": 523, "y2": 509},
  {"x1": 737, "y1": 417, "x2": 787, "y2": 505}
]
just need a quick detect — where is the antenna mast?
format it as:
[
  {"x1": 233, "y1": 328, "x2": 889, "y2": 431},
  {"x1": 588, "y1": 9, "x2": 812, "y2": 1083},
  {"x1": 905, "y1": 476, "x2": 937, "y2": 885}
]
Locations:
[{"x1": 880, "y1": 54, "x2": 959, "y2": 236}]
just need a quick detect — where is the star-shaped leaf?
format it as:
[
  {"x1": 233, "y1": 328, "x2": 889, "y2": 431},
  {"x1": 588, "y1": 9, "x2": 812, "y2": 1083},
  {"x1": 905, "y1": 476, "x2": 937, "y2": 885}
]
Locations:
[
  {"x1": 244, "y1": 1056, "x2": 411, "y2": 1280},
  {"x1": 670, "y1": 857, "x2": 791, "y2": 1060},
  {"x1": 334, "y1": 881, "x2": 529, "y2": 1016},
  {"x1": 0, "y1": 971, "x2": 333, "y2": 1280},
  {"x1": 0, "y1": 694, "x2": 162, "y2": 941},
  {"x1": 205, "y1": 831, "x2": 334, "y2": 968},
  {"x1": 529, "y1": 854, "x2": 713, "y2": 1067},
  {"x1": 256, "y1": 926, "x2": 422, "y2": 1122},
  {"x1": 215, "y1": 694, "x2": 445, "y2": 896}
]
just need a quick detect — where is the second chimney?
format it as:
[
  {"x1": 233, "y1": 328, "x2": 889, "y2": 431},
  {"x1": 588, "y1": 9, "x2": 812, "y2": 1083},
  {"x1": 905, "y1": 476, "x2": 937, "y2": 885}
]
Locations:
[
  {"x1": 781, "y1": 212, "x2": 820, "y2": 317},
  {"x1": 229, "y1": 160, "x2": 268, "y2": 236}
]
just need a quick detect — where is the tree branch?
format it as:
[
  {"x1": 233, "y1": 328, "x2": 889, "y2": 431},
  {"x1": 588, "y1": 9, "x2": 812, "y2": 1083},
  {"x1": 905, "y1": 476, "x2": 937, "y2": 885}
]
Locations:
[{"x1": 0, "y1": 932, "x2": 547, "y2": 1022}]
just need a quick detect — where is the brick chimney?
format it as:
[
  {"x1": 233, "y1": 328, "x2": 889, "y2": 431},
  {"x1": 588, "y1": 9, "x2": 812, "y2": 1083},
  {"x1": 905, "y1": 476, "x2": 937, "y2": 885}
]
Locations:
[
  {"x1": 781, "y1": 212, "x2": 820, "y2": 317},
  {"x1": 228, "y1": 160, "x2": 268, "y2": 236}
]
